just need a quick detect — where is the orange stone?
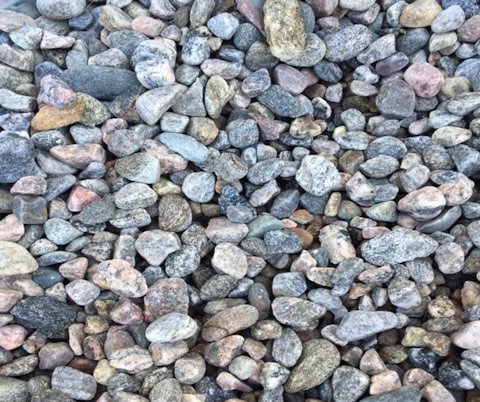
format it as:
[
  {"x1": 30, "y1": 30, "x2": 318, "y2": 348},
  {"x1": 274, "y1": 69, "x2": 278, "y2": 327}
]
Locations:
[{"x1": 31, "y1": 99, "x2": 85, "y2": 131}]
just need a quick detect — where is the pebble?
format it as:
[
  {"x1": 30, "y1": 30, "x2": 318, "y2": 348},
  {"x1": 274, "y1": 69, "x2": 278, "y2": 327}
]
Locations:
[
  {"x1": 284, "y1": 339, "x2": 340, "y2": 393},
  {"x1": 0, "y1": 133, "x2": 36, "y2": 183},
  {"x1": 202, "y1": 305, "x2": 259, "y2": 342},
  {"x1": 324, "y1": 24, "x2": 374, "y2": 62},
  {"x1": 404, "y1": 63, "x2": 445, "y2": 98},
  {"x1": 0, "y1": 241, "x2": 38, "y2": 276},
  {"x1": 376, "y1": 79, "x2": 416, "y2": 119},
  {"x1": 146, "y1": 312, "x2": 198, "y2": 343},
  {"x1": 337, "y1": 311, "x2": 398, "y2": 341},
  {"x1": 93, "y1": 259, "x2": 148, "y2": 298},
  {"x1": 52, "y1": 367, "x2": 96, "y2": 401}
]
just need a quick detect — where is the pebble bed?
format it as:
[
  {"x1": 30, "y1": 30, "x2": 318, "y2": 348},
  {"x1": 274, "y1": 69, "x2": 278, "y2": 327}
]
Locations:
[{"x1": 0, "y1": 0, "x2": 480, "y2": 401}]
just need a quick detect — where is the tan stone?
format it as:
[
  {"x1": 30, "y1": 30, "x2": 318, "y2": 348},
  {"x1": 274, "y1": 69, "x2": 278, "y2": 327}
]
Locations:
[
  {"x1": 400, "y1": 0, "x2": 442, "y2": 28},
  {"x1": 31, "y1": 99, "x2": 85, "y2": 131}
]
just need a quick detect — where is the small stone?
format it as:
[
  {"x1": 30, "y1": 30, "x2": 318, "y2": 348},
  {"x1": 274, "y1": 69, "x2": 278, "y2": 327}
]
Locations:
[
  {"x1": 284, "y1": 339, "x2": 340, "y2": 393},
  {"x1": 295, "y1": 155, "x2": 341, "y2": 197},
  {"x1": 51, "y1": 367, "x2": 96, "y2": 401},
  {"x1": 324, "y1": 24, "x2": 374, "y2": 62},
  {"x1": 388, "y1": 277, "x2": 422, "y2": 309},
  {"x1": 370, "y1": 370, "x2": 402, "y2": 395},
  {"x1": 0, "y1": 133, "x2": 36, "y2": 183},
  {"x1": 0, "y1": 325, "x2": 27, "y2": 350},
  {"x1": 400, "y1": 0, "x2": 443, "y2": 27},
  {"x1": 157, "y1": 194, "x2": 192, "y2": 232},
  {"x1": 136, "y1": 84, "x2": 186, "y2": 125},
  {"x1": 146, "y1": 312, "x2": 198, "y2": 343},
  {"x1": 38, "y1": 342, "x2": 74, "y2": 370},
  {"x1": 0, "y1": 241, "x2": 38, "y2": 276},
  {"x1": 337, "y1": 311, "x2": 398, "y2": 341},
  {"x1": 207, "y1": 13, "x2": 239, "y2": 40},
  {"x1": 182, "y1": 172, "x2": 215, "y2": 203},
  {"x1": 159, "y1": 132, "x2": 209, "y2": 163},
  {"x1": 211, "y1": 243, "x2": 248, "y2": 279},
  {"x1": 272, "y1": 297, "x2": 325, "y2": 328},
  {"x1": 332, "y1": 366, "x2": 370, "y2": 402},
  {"x1": 44, "y1": 218, "x2": 83, "y2": 245},
  {"x1": 361, "y1": 228, "x2": 438, "y2": 266},
  {"x1": 421, "y1": 380, "x2": 456, "y2": 402},
  {"x1": 174, "y1": 352, "x2": 206, "y2": 385},
  {"x1": 376, "y1": 80, "x2": 416, "y2": 119},
  {"x1": 434, "y1": 242, "x2": 464, "y2": 274},
  {"x1": 202, "y1": 305, "x2": 259, "y2": 342},
  {"x1": 109, "y1": 346, "x2": 153, "y2": 374},
  {"x1": 432, "y1": 126, "x2": 471, "y2": 147},
  {"x1": 404, "y1": 63, "x2": 445, "y2": 98},
  {"x1": 66, "y1": 280, "x2": 100, "y2": 306},
  {"x1": 451, "y1": 321, "x2": 480, "y2": 349},
  {"x1": 93, "y1": 259, "x2": 148, "y2": 298},
  {"x1": 432, "y1": 5, "x2": 465, "y2": 33},
  {"x1": 398, "y1": 187, "x2": 446, "y2": 221},
  {"x1": 115, "y1": 153, "x2": 161, "y2": 184}
]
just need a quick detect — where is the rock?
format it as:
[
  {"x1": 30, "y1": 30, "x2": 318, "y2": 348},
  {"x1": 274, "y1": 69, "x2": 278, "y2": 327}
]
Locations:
[
  {"x1": 61, "y1": 66, "x2": 140, "y2": 101},
  {"x1": 398, "y1": 187, "x2": 446, "y2": 221},
  {"x1": 272, "y1": 297, "x2": 325, "y2": 328},
  {"x1": 388, "y1": 277, "x2": 422, "y2": 309},
  {"x1": 211, "y1": 243, "x2": 248, "y2": 279},
  {"x1": 144, "y1": 278, "x2": 188, "y2": 321},
  {"x1": 263, "y1": 0, "x2": 306, "y2": 62},
  {"x1": 324, "y1": 24, "x2": 374, "y2": 62},
  {"x1": 10, "y1": 296, "x2": 75, "y2": 332},
  {"x1": 66, "y1": 279, "x2": 100, "y2": 306},
  {"x1": 38, "y1": 342, "x2": 74, "y2": 370},
  {"x1": 115, "y1": 153, "x2": 161, "y2": 184},
  {"x1": 37, "y1": 0, "x2": 86, "y2": 19},
  {"x1": 404, "y1": 63, "x2": 445, "y2": 98},
  {"x1": 145, "y1": 312, "x2": 198, "y2": 343},
  {"x1": 336, "y1": 311, "x2": 398, "y2": 341},
  {"x1": 0, "y1": 377, "x2": 28, "y2": 402},
  {"x1": 332, "y1": 366, "x2": 370, "y2": 402},
  {"x1": 174, "y1": 352, "x2": 206, "y2": 385},
  {"x1": 0, "y1": 240, "x2": 38, "y2": 276},
  {"x1": 31, "y1": 99, "x2": 86, "y2": 131},
  {"x1": 136, "y1": 85, "x2": 187, "y2": 125},
  {"x1": 44, "y1": 218, "x2": 83, "y2": 245},
  {"x1": 158, "y1": 132, "x2": 209, "y2": 163},
  {"x1": 376, "y1": 80, "x2": 416, "y2": 118},
  {"x1": 400, "y1": 0, "x2": 443, "y2": 27},
  {"x1": 432, "y1": 5, "x2": 465, "y2": 33},
  {"x1": 109, "y1": 346, "x2": 153, "y2": 374},
  {"x1": 284, "y1": 339, "x2": 340, "y2": 393},
  {"x1": 258, "y1": 85, "x2": 311, "y2": 118},
  {"x1": 451, "y1": 321, "x2": 480, "y2": 349},
  {"x1": 182, "y1": 172, "x2": 215, "y2": 203},
  {"x1": 207, "y1": 13, "x2": 239, "y2": 40},
  {"x1": 296, "y1": 155, "x2": 341, "y2": 197},
  {"x1": 157, "y1": 194, "x2": 192, "y2": 232},
  {"x1": 0, "y1": 133, "x2": 36, "y2": 183},
  {"x1": 93, "y1": 259, "x2": 148, "y2": 298},
  {"x1": 150, "y1": 378, "x2": 182, "y2": 402},
  {"x1": 51, "y1": 367, "x2": 96, "y2": 401},
  {"x1": 432, "y1": 126, "x2": 471, "y2": 147},
  {"x1": 361, "y1": 387, "x2": 421, "y2": 402},
  {"x1": 361, "y1": 228, "x2": 439, "y2": 266},
  {"x1": 202, "y1": 305, "x2": 259, "y2": 342}
]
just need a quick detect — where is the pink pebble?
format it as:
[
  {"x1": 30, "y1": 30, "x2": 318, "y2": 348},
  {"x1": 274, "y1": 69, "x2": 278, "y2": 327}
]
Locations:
[{"x1": 404, "y1": 63, "x2": 445, "y2": 98}]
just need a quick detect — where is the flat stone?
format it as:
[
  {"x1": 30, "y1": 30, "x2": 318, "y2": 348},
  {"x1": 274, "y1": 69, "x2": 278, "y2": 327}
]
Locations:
[
  {"x1": 376, "y1": 80, "x2": 416, "y2": 119},
  {"x1": 51, "y1": 367, "x2": 96, "y2": 401},
  {"x1": 400, "y1": 0, "x2": 443, "y2": 27},
  {"x1": 0, "y1": 133, "x2": 35, "y2": 184},
  {"x1": 136, "y1": 85, "x2": 187, "y2": 125},
  {"x1": 61, "y1": 66, "x2": 140, "y2": 101},
  {"x1": 337, "y1": 311, "x2": 398, "y2": 341},
  {"x1": 202, "y1": 305, "x2": 259, "y2": 342},
  {"x1": 324, "y1": 24, "x2": 374, "y2": 62},
  {"x1": 135, "y1": 230, "x2": 181, "y2": 266},
  {"x1": 361, "y1": 228, "x2": 438, "y2": 266},
  {"x1": 158, "y1": 132, "x2": 209, "y2": 163}
]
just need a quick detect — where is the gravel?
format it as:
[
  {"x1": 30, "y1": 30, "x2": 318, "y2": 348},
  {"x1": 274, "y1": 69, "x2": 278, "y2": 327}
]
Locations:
[{"x1": 0, "y1": 0, "x2": 480, "y2": 400}]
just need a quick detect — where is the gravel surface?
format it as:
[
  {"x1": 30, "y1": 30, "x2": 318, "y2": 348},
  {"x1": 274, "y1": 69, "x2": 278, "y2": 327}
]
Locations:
[{"x1": 0, "y1": 0, "x2": 480, "y2": 401}]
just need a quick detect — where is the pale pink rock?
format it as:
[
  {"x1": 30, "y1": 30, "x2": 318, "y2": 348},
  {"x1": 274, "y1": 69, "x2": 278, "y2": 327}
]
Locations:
[
  {"x1": 69, "y1": 323, "x2": 85, "y2": 356},
  {"x1": 205, "y1": 335, "x2": 245, "y2": 367},
  {"x1": 38, "y1": 75, "x2": 77, "y2": 108},
  {"x1": 397, "y1": 186, "x2": 446, "y2": 221},
  {"x1": 291, "y1": 250, "x2": 317, "y2": 273},
  {"x1": 237, "y1": 0, "x2": 264, "y2": 31},
  {"x1": 274, "y1": 64, "x2": 310, "y2": 95},
  {"x1": 242, "y1": 338, "x2": 267, "y2": 361},
  {"x1": 149, "y1": 341, "x2": 189, "y2": 365},
  {"x1": 39, "y1": 342, "x2": 74, "y2": 369},
  {"x1": 0, "y1": 9, "x2": 36, "y2": 33},
  {"x1": 93, "y1": 259, "x2": 148, "y2": 298},
  {"x1": 0, "y1": 288, "x2": 23, "y2": 313},
  {"x1": 362, "y1": 226, "x2": 390, "y2": 239},
  {"x1": 142, "y1": 140, "x2": 188, "y2": 174},
  {"x1": 211, "y1": 243, "x2": 248, "y2": 279},
  {"x1": 359, "y1": 349, "x2": 387, "y2": 375},
  {"x1": 319, "y1": 222, "x2": 356, "y2": 264},
  {"x1": 50, "y1": 144, "x2": 106, "y2": 169},
  {"x1": 144, "y1": 277, "x2": 189, "y2": 322},
  {"x1": 131, "y1": 16, "x2": 166, "y2": 37},
  {"x1": 10, "y1": 176, "x2": 47, "y2": 195},
  {"x1": 205, "y1": 217, "x2": 248, "y2": 244},
  {"x1": 0, "y1": 314, "x2": 13, "y2": 327},
  {"x1": 0, "y1": 214, "x2": 24, "y2": 242},
  {"x1": 67, "y1": 186, "x2": 101, "y2": 212},
  {"x1": 217, "y1": 372, "x2": 253, "y2": 392},
  {"x1": 0, "y1": 325, "x2": 27, "y2": 350},
  {"x1": 23, "y1": 330, "x2": 47, "y2": 354},
  {"x1": 404, "y1": 63, "x2": 445, "y2": 97},
  {"x1": 457, "y1": 15, "x2": 480, "y2": 43},
  {"x1": 403, "y1": 368, "x2": 434, "y2": 388},
  {"x1": 59, "y1": 257, "x2": 88, "y2": 280},
  {"x1": 110, "y1": 299, "x2": 143, "y2": 325},
  {"x1": 109, "y1": 345, "x2": 153, "y2": 374},
  {"x1": 40, "y1": 31, "x2": 75, "y2": 49},
  {"x1": 253, "y1": 115, "x2": 289, "y2": 141},
  {"x1": 422, "y1": 380, "x2": 456, "y2": 402},
  {"x1": 450, "y1": 321, "x2": 480, "y2": 349},
  {"x1": 369, "y1": 370, "x2": 401, "y2": 395},
  {"x1": 66, "y1": 279, "x2": 101, "y2": 306}
]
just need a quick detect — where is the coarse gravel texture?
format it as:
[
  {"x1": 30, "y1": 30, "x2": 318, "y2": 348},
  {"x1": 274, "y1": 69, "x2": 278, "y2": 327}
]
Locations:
[{"x1": 0, "y1": 0, "x2": 479, "y2": 401}]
